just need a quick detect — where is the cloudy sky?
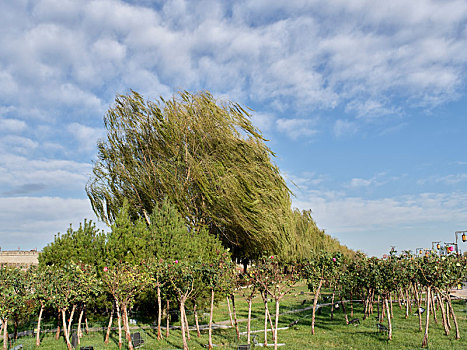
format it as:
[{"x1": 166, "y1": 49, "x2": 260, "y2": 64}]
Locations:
[{"x1": 1, "y1": 0, "x2": 467, "y2": 256}]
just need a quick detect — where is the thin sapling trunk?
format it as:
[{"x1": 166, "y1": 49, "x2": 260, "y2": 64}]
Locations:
[
  {"x1": 447, "y1": 294, "x2": 460, "y2": 340},
  {"x1": 123, "y1": 305, "x2": 134, "y2": 350},
  {"x1": 36, "y1": 304, "x2": 44, "y2": 346},
  {"x1": 61, "y1": 309, "x2": 72, "y2": 350},
  {"x1": 157, "y1": 284, "x2": 162, "y2": 340},
  {"x1": 105, "y1": 302, "x2": 114, "y2": 344},
  {"x1": 55, "y1": 309, "x2": 61, "y2": 340},
  {"x1": 3, "y1": 318, "x2": 8, "y2": 350},
  {"x1": 67, "y1": 304, "x2": 76, "y2": 338},
  {"x1": 193, "y1": 303, "x2": 200, "y2": 337},
  {"x1": 422, "y1": 286, "x2": 431, "y2": 348},
  {"x1": 231, "y1": 294, "x2": 240, "y2": 340},
  {"x1": 77, "y1": 307, "x2": 84, "y2": 343},
  {"x1": 311, "y1": 279, "x2": 323, "y2": 335},
  {"x1": 226, "y1": 296, "x2": 234, "y2": 327},
  {"x1": 116, "y1": 301, "x2": 122, "y2": 349},
  {"x1": 385, "y1": 297, "x2": 392, "y2": 340},
  {"x1": 180, "y1": 297, "x2": 189, "y2": 350},
  {"x1": 166, "y1": 300, "x2": 170, "y2": 338},
  {"x1": 208, "y1": 289, "x2": 214, "y2": 350}
]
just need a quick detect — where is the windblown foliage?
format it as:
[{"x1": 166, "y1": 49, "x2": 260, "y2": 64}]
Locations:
[{"x1": 87, "y1": 91, "x2": 292, "y2": 258}]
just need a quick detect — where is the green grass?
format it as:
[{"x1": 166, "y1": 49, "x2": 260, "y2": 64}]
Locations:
[{"x1": 4, "y1": 285, "x2": 467, "y2": 349}]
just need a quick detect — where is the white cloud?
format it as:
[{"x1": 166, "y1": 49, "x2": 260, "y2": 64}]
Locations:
[
  {"x1": 282, "y1": 171, "x2": 327, "y2": 193},
  {"x1": 419, "y1": 173, "x2": 467, "y2": 186},
  {"x1": 333, "y1": 119, "x2": 358, "y2": 137},
  {"x1": 293, "y1": 190, "x2": 467, "y2": 234},
  {"x1": 0, "y1": 196, "x2": 107, "y2": 250},
  {"x1": 67, "y1": 122, "x2": 105, "y2": 152},
  {"x1": 250, "y1": 112, "x2": 276, "y2": 133},
  {"x1": 1, "y1": 0, "x2": 466, "y2": 129},
  {"x1": 349, "y1": 178, "x2": 375, "y2": 188},
  {"x1": 92, "y1": 38, "x2": 127, "y2": 62},
  {"x1": 0, "y1": 153, "x2": 91, "y2": 196},
  {"x1": 276, "y1": 118, "x2": 318, "y2": 139},
  {"x1": 0, "y1": 118, "x2": 27, "y2": 133},
  {"x1": 0, "y1": 136, "x2": 38, "y2": 155}
]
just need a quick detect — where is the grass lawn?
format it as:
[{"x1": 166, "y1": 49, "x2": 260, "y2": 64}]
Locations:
[{"x1": 4, "y1": 283, "x2": 467, "y2": 349}]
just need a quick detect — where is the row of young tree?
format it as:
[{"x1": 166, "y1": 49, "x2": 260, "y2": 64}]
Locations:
[{"x1": 1, "y1": 234, "x2": 465, "y2": 350}]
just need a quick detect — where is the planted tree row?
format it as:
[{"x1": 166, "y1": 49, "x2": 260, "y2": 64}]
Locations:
[{"x1": 2, "y1": 244, "x2": 464, "y2": 350}]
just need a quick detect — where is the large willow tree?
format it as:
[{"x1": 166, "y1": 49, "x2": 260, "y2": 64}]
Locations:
[{"x1": 87, "y1": 90, "x2": 292, "y2": 259}]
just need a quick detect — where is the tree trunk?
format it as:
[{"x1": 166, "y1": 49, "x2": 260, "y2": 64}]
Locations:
[
  {"x1": 231, "y1": 295, "x2": 240, "y2": 340},
  {"x1": 247, "y1": 298, "x2": 252, "y2": 344},
  {"x1": 262, "y1": 290, "x2": 271, "y2": 346},
  {"x1": 84, "y1": 312, "x2": 89, "y2": 335},
  {"x1": 385, "y1": 297, "x2": 392, "y2": 340},
  {"x1": 369, "y1": 289, "x2": 374, "y2": 315},
  {"x1": 180, "y1": 298, "x2": 189, "y2": 350},
  {"x1": 389, "y1": 293, "x2": 393, "y2": 319},
  {"x1": 274, "y1": 298, "x2": 280, "y2": 350},
  {"x1": 208, "y1": 289, "x2": 214, "y2": 350},
  {"x1": 123, "y1": 305, "x2": 134, "y2": 350},
  {"x1": 350, "y1": 291, "x2": 354, "y2": 317},
  {"x1": 36, "y1": 304, "x2": 44, "y2": 346},
  {"x1": 330, "y1": 287, "x2": 336, "y2": 320},
  {"x1": 261, "y1": 291, "x2": 269, "y2": 347},
  {"x1": 422, "y1": 286, "x2": 431, "y2": 348},
  {"x1": 105, "y1": 302, "x2": 114, "y2": 344},
  {"x1": 407, "y1": 288, "x2": 412, "y2": 314},
  {"x1": 445, "y1": 299, "x2": 451, "y2": 329},
  {"x1": 166, "y1": 300, "x2": 170, "y2": 338},
  {"x1": 447, "y1": 294, "x2": 460, "y2": 340},
  {"x1": 183, "y1": 303, "x2": 190, "y2": 340},
  {"x1": 55, "y1": 309, "x2": 61, "y2": 340},
  {"x1": 61, "y1": 309, "x2": 73, "y2": 350},
  {"x1": 430, "y1": 289, "x2": 437, "y2": 324},
  {"x1": 381, "y1": 296, "x2": 385, "y2": 322},
  {"x1": 363, "y1": 289, "x2": 370, "y2": 320},
  {"x1": 13, "y1": 314, "x2": 18, "y2": 340},
  {"x1": 3, "y1": 318, "x2": 8, "y2": 350},
  {"x1": 405, "y1": 289, "x2": 410, "y2": 319},
  {"x1": 311, "y1": 279, "x2": 323, "y2": 335},
  {"x1": 397, "y1": 288, "x2": 402, "y2": 309},
  {"x1": 341, "y1": 297, "x2": 349, "y2": 324},
  {"x1": 193, "y1": 303, "x2": 200, "y2": 338},
  {"x1": 157, "y1": 284, "x2": 162, "y2": 340},
  {"x1": 67, "y1": 304, "x2": 76, "y2": 337},
  {"x1": 77, "y1": 307, "x2": 84, "y2": 344},
  {"x1": 116, "y1": 301, "x2": 122, "y2": 349},
  {"x1": 413, "y1": 283, "x2": 422, "y2": 331},
  {"x1": 436, "y1": 292, "x2": 449, "y2": 336},
  {"x1": 377, "y1": 295, "x2": 382, "y2": 322},
  {"x1": 226, "y1": 296, "x2": 234, "y2": 327}
]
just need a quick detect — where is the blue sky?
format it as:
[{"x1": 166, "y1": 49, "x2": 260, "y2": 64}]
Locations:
[{"x1": 1, "y1": 0, "x2": 467, "y2": 257}]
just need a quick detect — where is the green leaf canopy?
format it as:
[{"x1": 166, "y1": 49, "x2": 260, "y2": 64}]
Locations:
[{"x1": 87, "y1": 90, "x2": 292, "y2": 259}]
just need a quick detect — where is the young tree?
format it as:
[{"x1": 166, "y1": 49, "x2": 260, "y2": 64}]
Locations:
[
  {"x1": 39, "y1": 219, "x2": 106, "y2": 271},
  {"x1": 101, "y1": 262, "x2": 151, "y2": 350},
  {"x1": 47, "y1": 264, "x2": 82, "y2": 350},
  {"x1": 28, "y1": 266, "x2": 56, "y2": 347},
  {"x1": 201, "y1": 253, "x2": 234, "y2": 349},
  {"x1": 0, "y1": 267, "x2": 27, "y2": 350},
  {"x1": 167, "y1": 260, "x2": 202, "y2": 350},
  {"x1": 252, "y1": 257, "x2": 300, "y2": 350},
  {"x1": 304, "y1": 252, "x2": 342, "y2": 335}
]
